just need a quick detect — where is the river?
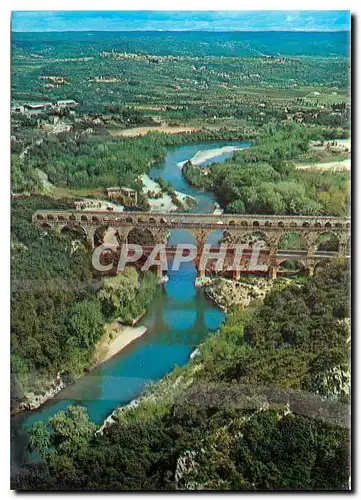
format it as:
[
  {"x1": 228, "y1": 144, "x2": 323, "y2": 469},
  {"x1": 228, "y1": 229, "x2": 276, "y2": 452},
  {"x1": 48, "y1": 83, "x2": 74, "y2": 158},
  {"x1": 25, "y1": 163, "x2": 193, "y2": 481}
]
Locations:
[{"x1": 12, "y1": 139, "x2": 251, "y2": 465}]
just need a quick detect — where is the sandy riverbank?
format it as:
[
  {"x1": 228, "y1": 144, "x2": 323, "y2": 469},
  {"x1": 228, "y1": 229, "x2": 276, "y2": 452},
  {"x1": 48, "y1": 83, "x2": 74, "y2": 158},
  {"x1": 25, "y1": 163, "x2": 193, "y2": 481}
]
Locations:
[
  {"x1": 12, "y1": 325, "x2": 147, "y2": 414},
  {"x1": 139, "y1": 173, "x2": 195, "y2": 211},
  {"x1": 177, "y1": 146, "x2": 243, "y2": 167},
  {"x1": 96, "y1": 324, "x2": 148, "y2": 365}
]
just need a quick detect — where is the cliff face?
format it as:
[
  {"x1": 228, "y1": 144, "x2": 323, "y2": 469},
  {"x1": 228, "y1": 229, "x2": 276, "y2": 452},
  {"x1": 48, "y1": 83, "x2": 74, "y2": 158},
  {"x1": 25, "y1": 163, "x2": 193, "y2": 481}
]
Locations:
[
  {"x1": 205, "y1": 278, "x2": 274, "y2": 312},
  {"x1": 13, "y1": 373, "x2": 65, "y2": 413}
]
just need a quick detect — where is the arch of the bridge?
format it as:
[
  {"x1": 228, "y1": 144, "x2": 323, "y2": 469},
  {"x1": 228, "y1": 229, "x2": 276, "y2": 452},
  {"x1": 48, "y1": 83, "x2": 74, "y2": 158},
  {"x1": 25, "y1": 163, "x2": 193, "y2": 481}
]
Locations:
[
  {"x1": 59, "y1": 223, "x2": 87, "y2": 238},
  {"x1": 165, "y1": 227, "x2": 275, "y2": 248},
  {"x1": 314, "y1": 230, "x2": 341, "y2": 252},
  {"x1": 35, "y1": 222, "x2": 348, "y2": 256},
  {"x1": 314, "y1": 258, "x2": 335, "y2": 275},
  {"x1": 277, "y1": 231, "x2": 308, "y2": 250},
  {"x1": 96, "y1": 226, "x2": 124, "y2": 246},
  {"x1": 277, "y1": 258, "x2": 307, "y2": 275},
  {"x1": 127, "y1": 227, "x2": 157, "y2": 246},
  {"x1": 33, "y1": 211, "x2": 350, "y2": 230},
  {"x1": 166, "y1": 228, "x2": 197, "y2": 246},
  {"x1": 236, "y1": 230, "x2": 271, "y2": 248},
  {"x1": 206, "y1": 228, "x2": 228, "y2": 246}
]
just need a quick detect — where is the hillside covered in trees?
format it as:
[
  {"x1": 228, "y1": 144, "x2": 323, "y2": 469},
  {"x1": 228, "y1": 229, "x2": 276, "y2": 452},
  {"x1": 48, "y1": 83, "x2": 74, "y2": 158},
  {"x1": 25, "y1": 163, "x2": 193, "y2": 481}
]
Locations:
[
  {"x1": 11, "y1": 196, "x2": 158, "y2": 409},
  {"x1": 183, "y1": 123, "x2": 350, "y2": 216},
  {"x1": 12, "y1": 127, "x2": 250, "y2": 193},
  {"x1": 13, "y1": 262, "x2": 350, "y2": 490}
]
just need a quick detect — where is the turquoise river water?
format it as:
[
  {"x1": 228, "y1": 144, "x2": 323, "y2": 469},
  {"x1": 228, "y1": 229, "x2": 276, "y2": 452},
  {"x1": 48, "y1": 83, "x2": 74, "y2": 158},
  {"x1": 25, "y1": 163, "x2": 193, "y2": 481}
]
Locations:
[{"x1": 12, "y1": 140, "x2": 251, "y2": 464}]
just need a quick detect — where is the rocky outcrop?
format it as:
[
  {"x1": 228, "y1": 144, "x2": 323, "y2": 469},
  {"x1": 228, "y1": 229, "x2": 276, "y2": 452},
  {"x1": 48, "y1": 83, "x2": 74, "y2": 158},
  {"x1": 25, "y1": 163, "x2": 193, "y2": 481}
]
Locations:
[
  {"x1": 310, "y1": 365, "x2": 351, "y2": 399},
  {"x1": 175, "y1": 450, "x2": 199, "y2": 489},
  {"x1": 96, "y1": 399, "x2": 140, "y2": 436},
  {"x1": 14, "y1": 373, "x2": 65, "y2": 413},
  {"x1": 205, "y1": 277, "x2": 274, "y2": 312}
]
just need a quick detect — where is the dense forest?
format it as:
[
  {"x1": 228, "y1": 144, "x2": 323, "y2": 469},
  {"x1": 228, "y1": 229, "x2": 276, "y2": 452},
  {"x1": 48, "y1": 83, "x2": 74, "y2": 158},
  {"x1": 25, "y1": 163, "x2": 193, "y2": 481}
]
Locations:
[
  {"x1": 11, "y1": 196, "x2": 158, "y2": 409},
  {"x1": 12, "y1": 128, "x2": 251, "y2": 193},
  {"x1": 183, "y1": 123, "x2": 350, "y2": 216},
  {"x1": 13, "y1": 262, "x2": 350, "y2": 490}
]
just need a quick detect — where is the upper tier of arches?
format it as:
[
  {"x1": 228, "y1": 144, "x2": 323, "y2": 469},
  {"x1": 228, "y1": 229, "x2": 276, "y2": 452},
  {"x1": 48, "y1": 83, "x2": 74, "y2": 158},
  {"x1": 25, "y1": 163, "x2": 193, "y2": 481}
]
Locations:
[{"x1": 35, "y1": 212, "x2": 350, "y2": 231}]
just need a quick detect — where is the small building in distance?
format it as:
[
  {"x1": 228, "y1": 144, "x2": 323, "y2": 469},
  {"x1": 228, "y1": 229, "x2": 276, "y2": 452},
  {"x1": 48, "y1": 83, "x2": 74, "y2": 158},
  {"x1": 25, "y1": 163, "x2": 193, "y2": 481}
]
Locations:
[
  {"x1": 11, "y1": 191, "x2": 30, "y2": 198},
  {"x1": 104, "y1": 187, "x2": 138, "y2": 206},
  {"x1": 56, "y1": 100, "x2": 79, "y2": 109},
  {"x1": 11, "y1": 100, "x2": 80, "y2": 115},
  {"x1": 73, "y1": 200, "x2": 102, "y2": 211},
  {"x1": 24, "y1": 102, "x2": 53, "y2": 111}
]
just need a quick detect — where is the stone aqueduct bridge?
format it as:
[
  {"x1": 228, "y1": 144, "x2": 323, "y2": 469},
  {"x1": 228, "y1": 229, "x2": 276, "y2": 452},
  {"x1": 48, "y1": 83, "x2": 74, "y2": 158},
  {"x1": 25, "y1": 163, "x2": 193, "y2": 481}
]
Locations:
[{"x1": 33, "y1": 210, "x2": 351, "y2": 278}]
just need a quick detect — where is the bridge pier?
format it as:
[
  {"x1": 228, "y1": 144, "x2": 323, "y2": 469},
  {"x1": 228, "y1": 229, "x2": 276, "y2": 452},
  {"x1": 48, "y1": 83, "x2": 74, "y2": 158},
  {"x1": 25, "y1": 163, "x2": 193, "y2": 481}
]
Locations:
[
  {"x1": 268, "y1": 249, "x2": 278, "y2": 279},
  {"x1": 268, "y1": 266, "x2": 277, "y2": 280},
  {"x1": 305, "y1": 255, "x2": 315, "y2": 277},
  {"x1": 156, "y1": 264, "x2": 163, "y2": 280},
  {"x1": 338, "y1": 233, "x2": 349, "y2": 257},
  {"x1": 233, "y1": 269, "x2": 241, "y2": 281},
  {"x1": 86, "y1": 227, "x2": 96, "y2": 249},
  {"x1": 197, "y1": 268, "x2": 206, "y2": 279},
  {"x1": 114, "y1": 230, "x2": 128, "y2": 246},
  {"x1": 305, "y1": 232, "x2": 319, "y2": 256}
]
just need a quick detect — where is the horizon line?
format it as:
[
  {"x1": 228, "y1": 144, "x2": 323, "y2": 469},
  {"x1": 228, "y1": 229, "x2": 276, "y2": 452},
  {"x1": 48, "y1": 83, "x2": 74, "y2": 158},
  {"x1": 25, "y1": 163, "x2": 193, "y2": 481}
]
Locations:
[{"x1": 12, "y1": 28, "x2": 350, "y2": 33}]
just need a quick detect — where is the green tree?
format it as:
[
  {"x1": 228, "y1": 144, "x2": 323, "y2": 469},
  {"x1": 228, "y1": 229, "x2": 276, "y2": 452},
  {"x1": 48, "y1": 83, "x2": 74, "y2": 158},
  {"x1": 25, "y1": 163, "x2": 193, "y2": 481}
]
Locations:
[
  {"x1": 66, "y1": 299, "x2": 104, "y2": 350},
  {"x1": 227, "y1": 199, "x2": 245, "y2": 213},
  {"x1": 28, "y1": 406, "x2": 96, "y2": 463}
]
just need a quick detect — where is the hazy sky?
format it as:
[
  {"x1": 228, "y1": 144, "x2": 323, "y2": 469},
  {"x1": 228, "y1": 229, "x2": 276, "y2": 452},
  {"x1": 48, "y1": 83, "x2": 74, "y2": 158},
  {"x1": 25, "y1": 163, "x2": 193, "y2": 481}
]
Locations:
[{"x1": 12, "y1": 10, "x2": 350, "y2": 32}]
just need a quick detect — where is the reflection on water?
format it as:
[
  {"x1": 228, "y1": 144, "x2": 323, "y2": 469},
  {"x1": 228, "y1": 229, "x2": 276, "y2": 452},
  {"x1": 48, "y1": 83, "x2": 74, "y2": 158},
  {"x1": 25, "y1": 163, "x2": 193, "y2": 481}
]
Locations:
[
  {"x1": 13, "y1": 260, "x2": 225, "y2": 464},
  {"x1": 18, "y1": 263, "x2": 224, "y2": 427}
]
